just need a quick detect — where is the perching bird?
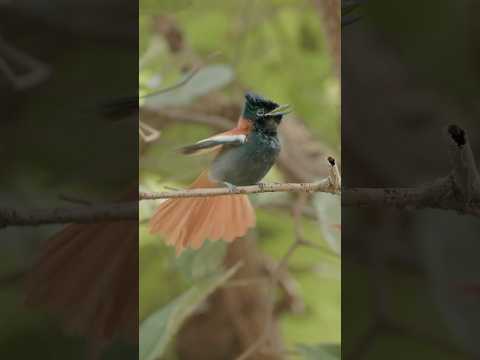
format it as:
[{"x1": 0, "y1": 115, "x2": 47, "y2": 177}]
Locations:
[{"x1": 149, "y1": 92, "x2": 291, "y2": 254}]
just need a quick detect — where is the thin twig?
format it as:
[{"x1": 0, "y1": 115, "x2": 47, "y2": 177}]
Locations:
[
  {"x1": 152, "y1": 108, "x2": 233, "y2": 129},
  {"x1": 140, "y1": 180, "x2": 337, "y2": 199},
  {"x1": 141, "y1": 158, "x2": 340, "y2": 200},
  {"x1": 0, "y1": 35, "x2": 51, "y2": 91},
  {"x1": 140, "y1": 64, "x2": 201, "y2": 99},
  {"x1": 58, "y1": 194, "x2": 93, "y2": 206},
  {"x1": 140, "y1": 51, "x2": 221, "y2": 99},
  {"x1": 0, "y1": 177, "x2": 339, "y2": 229}
]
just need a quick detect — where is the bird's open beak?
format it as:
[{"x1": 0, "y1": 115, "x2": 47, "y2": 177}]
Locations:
[{"x1": 265, "y1": 103, "x2": 292, "y2": 117}]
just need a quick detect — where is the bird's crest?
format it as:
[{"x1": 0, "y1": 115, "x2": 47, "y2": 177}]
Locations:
[{"x1": 243, "y1": 92, "x2": 279, "y2": 120}]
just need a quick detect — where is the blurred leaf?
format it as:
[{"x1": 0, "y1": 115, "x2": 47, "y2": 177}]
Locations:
[
  {"x1": 313, "y1": 193, "x2": 341, "y2": 255},
  {"x1": 139, "y1": 263, "x2": 241, "y2": 360},
  {"x1": 296, "y1": 343, "x2": 341, "y2": 360},
  {"x1": 143, "y1": 64, "x2": 234, "y2": 109},
  {"x1": 176, "y1": 240, "x2": 227, "y2": 280}
]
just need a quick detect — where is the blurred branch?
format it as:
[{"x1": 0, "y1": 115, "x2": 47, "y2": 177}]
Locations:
[
  {"x1": 0, "y1": 203, "x2": 137, "y2": 228},
  {"x1": 343, "y1": 186, "x2": 480, "y2": 217},
  {"x1": 312, "y1": 0, "x2": 340, "y2": 76},
  {"x1": 151, "y1": 108, "x2": 233, "y2": 129},
  {"x1": 140, "y1": 64, "x2": 201, "y2": 99},
  {"x1": 139, "y1": 120, "x2": 161, "y2": 142},
  {"x1": 4, "y1": 125, "x2": 476, "y2": 228},
  {"x1": 235, "y1": 193, "x2": 320, "y2": 360},
  {"x1": 0, "y1": 35, "x2": 51, "y2": 91},
  {"x1": 343, "y1": 125, "x2": 480, "y2": 218},
  {"x1": 0, "y1": 160, "x2": 339, "y2": 228}
]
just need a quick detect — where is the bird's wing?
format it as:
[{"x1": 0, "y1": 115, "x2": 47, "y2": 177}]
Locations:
[{"x1": 179, "y1": 133, "x2": 247, "y2": 156}]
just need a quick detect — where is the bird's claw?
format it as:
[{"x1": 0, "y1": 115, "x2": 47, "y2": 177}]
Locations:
[
  {"x1": 257, "y1": 182, "x2": 267, "y2": 190},
  {"x1": 223, "y1": 182, "x2": 238, "y2": 192}
]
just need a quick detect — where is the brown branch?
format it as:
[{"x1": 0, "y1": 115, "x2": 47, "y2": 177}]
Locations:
[
  {"x1": 342, "y1": 186, "x2": 480, "y2": 218},
  {"x1": 0, "y1": 203, "x2": 138, "y2": 228},
  {"x1": 343, "y1": 125, "x2": 480, "y2": 218},
  {"x1": 140, "y1": 175, "x2": 339, "y2": 200},
  {"x1": 3, "y1": 124, "x2": 477, "y2": 229},
  {"x1": 312, "y1": 0, "x2": 340, "y2": 77},
  {"x1": 0, "y1": 159, "x2": 340, "y2": 228}
]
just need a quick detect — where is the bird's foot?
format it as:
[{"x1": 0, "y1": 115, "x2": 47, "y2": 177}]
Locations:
[
  {"x1": 257, "y1": 182, "x2": 267, "y2": 190},
  {"x1": 222, "y1": 181, "x2": 238, "y2": 192}
]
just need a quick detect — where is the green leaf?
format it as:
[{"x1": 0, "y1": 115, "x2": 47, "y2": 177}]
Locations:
[
  {"x1": 139, "y1": 263, "x2": 241, "y2": 360},
  {"x1": 176, "y1": 240, "x2": 227, "y2": 280},
  {"x1": 144, "y1": 64, "x2": 234, "y2": 109},
  {"x1": 296, "y1": 343, "x2": 341, "y2": 360}
]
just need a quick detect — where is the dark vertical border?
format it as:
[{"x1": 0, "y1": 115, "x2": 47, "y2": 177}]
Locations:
[
  {"x1": 0, "y1": 1, "x2": 138, "y2": 359},
  {"x1": 342, "y1": 0, "x2": 480, "y2": 358}
]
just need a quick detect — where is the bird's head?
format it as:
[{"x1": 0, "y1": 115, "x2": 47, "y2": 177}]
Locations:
[
  {"x1": 242, "y1": 92, "x2": 291, "y2": 123},
  {"x1": 243, "y1": 92, "x2": 291, "y2": 134}
]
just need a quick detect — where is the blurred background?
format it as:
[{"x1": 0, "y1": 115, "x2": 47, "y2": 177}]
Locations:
[
  {"x1": 0, "y1": 1, "x2": 137, "y2": 359},
  {"x1": 139, "y1": 0, "x2": 340, "y2": 359},
  {"x1": 343, "y1": 0, "x2": 480, "y2": 359}
]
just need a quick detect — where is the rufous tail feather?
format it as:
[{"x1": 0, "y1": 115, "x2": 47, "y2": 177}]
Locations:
[
  {"x1": 25, "y1": 188, "x2": 139, "y2": 354},
  {"x1": 149, "y1": 172, "x2": 255, "y2": 255}
]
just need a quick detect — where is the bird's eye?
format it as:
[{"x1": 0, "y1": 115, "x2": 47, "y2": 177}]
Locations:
[{"x1": 256, "y1": 109, "x2": 265, "y2": 117}]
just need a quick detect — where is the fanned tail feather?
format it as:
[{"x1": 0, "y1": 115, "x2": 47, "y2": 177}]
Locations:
[
  {"x1": 26, "y1": 222, "x2": 138, "y2": 351},
  {"x1": 149, "y1": 173, "x2": 255, "y2": 255}
]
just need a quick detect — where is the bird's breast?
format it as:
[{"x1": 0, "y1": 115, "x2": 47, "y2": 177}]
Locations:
[{"x1": 210, "y1": 132, "x2": 281, "y2": 186}]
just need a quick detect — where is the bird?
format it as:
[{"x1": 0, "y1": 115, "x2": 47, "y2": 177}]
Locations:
[{"x1": 149, "y1": 92, "x2": 291, "y2": 254}]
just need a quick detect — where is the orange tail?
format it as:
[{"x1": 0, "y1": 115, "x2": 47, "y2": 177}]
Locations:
[
  {"x1": 149, "y1": 172, "x2": 255, "y2": 255},
  {"x1": 26, "y1": 221, "x2": 138, "y2": 348}
]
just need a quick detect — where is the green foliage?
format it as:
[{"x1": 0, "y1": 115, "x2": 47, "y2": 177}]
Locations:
[
  {"x1": 139, "y1": 263, "x2": 240, "y2": 360},
  {"x1": 296, "y1": 343, "x2": 341, "y2": 360},
  {"x1": 175, "y1": 241, "x2": 227, "y2": 281}
]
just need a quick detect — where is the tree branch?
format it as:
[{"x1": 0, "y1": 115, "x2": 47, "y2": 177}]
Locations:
[
  {"x1": 0, "y1": 158, "x2": 340, "y2": 228},
  {"x1": 343, "y1": 124, "x2": 480, "y2": 218},
  {"x1": 0, "y1": 203, "x2": 138, "y2": 228},
  {"x1": 140, "y1": 158, "x2": 340, "y2": 200},
  {"x1": 2, "y1": 123, "x2": 477, "y2": 228},
  {"x1": 342, "y1": 185, "x2": 480, "y2": 218}
]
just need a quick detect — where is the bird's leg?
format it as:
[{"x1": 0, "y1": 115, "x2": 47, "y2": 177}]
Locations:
[
  {"x1": 257, "y1": 181, "x2": 267, "y2": 190},
  {"x1": 222, "y1": 181, "x2": 238, "y2": 192}
]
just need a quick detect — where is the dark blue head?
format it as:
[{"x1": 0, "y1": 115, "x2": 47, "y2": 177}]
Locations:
[
  {"x1": 242, "y1": 92, "x2": 280, "y2": 121},
  {"x1": 246, "y1": 93, "x2": 292, "y2": 134}
]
